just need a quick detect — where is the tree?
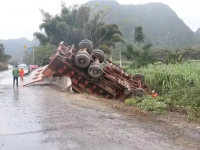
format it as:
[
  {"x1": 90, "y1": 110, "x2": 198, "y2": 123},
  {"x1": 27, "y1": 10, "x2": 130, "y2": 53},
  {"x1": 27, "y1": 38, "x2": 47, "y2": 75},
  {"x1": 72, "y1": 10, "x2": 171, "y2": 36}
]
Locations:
[
  {"x1": 34, "y1": 3, "x2": 124, "y2": 55},
  {"x1": 122, "y1": 44, "x2": 156, "y2": 68},
  {"x1": 122, "y1": 44, "x2": 139, "y2": 61},
  {"x1": 134, "y1": 26, "x2": 145, "y2": 45},
  {"x1": 0, "y1": 44, "x2": 4, "y2": 56},
  {"x1": 23, "y1": 50, "x2": 33, "y2": 65},
  {"x1": 9, "y1": 61, "x2": 18, "y2": 66},
  {"x1": 0, "y1": 43, "x2": 11, "y2": 63},
  {"x1": 34, "y1": 44, "x2": 56, "y2": 66},
  {"x1": 23, "y1": 44, "x2": 56, "y2": 66}
]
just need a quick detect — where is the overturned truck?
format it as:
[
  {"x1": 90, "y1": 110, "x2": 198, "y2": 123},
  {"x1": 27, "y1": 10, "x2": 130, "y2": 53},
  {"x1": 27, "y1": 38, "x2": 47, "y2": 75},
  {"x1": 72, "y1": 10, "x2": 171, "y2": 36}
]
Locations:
[{"x1": 24, "y1": 40, "x2": 150, "y2": 101}]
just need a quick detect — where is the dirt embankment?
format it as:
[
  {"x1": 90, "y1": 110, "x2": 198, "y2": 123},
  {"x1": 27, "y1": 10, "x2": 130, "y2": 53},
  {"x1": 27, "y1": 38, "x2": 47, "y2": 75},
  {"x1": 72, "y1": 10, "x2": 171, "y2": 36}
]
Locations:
[{"x1": 59, "y1": 90, "x2": 200, "y2": 150}]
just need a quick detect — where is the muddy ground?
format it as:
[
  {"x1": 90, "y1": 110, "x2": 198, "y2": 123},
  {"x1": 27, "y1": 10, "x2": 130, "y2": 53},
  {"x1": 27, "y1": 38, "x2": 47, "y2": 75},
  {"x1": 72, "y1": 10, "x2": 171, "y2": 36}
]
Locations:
[{"x1": 0, "y1": 70, "x2": 200, "y2": 150}]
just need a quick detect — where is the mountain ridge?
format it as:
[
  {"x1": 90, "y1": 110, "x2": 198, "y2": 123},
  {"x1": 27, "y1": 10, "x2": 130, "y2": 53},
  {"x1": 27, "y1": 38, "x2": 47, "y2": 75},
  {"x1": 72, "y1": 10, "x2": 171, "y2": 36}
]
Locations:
[
  {"x1": 195, "y1": 27, "x2": 200, "y2": 39},
  {"x1": 87, "y1": 1, "x2": 197, "y2": 47},
  {"x1": 0, "y1": 37, "x2": 39, "y2": 63},
  {"x1": 1, "y1": 1, "x2": 199, "y2": 63}
]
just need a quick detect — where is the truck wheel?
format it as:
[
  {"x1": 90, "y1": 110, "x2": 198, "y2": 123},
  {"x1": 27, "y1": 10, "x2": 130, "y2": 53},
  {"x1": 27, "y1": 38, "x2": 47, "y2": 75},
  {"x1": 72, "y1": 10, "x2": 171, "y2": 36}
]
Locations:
[
  {"x1": 80, "y1": 39, "x2": 93, "y2": 46},
  {"x1": 88, "y1": 63, "x2": 103, "y2": 79},
  {"x1": 75, "y1": 53, "x2": 90, "y2": 68},
  {"x1": 134, "y1": 88, "x2": 146, "y2": 97},
  {"x1": 77, "y1": 50, "x2": 90, "y2": 58},
  {"x1": 79, "y1": 39, "x2": 93, "y2": 54},
  {"x1": 91, "y1": 49, "x2": 105, "y2": 63},
  {"x1": 132, "y1": 73, "x2": 145, "y2": 83}
]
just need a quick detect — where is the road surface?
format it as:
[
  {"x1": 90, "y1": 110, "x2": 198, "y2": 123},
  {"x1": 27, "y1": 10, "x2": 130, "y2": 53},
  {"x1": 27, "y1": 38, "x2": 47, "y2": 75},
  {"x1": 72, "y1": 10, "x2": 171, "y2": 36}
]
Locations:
[{"x1": 0, "y1": 70, "x2": 199, "y2": 150}]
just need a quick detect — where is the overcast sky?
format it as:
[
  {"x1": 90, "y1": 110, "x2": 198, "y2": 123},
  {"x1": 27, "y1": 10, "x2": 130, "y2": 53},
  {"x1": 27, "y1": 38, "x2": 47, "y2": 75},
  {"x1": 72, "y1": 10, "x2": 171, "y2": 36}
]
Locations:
[{"x1": 0, "y1": 0, "x2": 199, "y2": 40}]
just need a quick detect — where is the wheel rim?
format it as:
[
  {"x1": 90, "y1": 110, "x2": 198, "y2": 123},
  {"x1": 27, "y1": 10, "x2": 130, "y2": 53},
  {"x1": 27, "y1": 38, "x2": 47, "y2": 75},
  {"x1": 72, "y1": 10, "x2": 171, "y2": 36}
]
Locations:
[
  {"x1": 93, "y1": 69, "x2": 98, "y2": 74},
  {"x1": 79, "y1": 59, "x2": 85, "y2": 64}
]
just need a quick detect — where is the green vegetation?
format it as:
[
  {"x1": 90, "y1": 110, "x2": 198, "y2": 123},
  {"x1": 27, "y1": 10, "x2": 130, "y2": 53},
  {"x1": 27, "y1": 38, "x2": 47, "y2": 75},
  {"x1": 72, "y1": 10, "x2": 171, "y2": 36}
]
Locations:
[
  {"x1": 87, "y1": 1, "x2": 199, "y2": 48},
  {"x1": 122, "y1": 44, "x2": 156, "y2": 68},
  {"x1": 125, "y1": 97, "x2": 167, "y2": 114},
  {"x1": 127, "y1": 62, "x2": 200, "y2": 120},
  {"x1": 24, "y1": 44, "x2": 55, "y2": 66},
  {"x1": 0, "y1": 62, "x2": 8, "y2": 71},
  {"x1": 0, "y1": 44, "x2": 11, "y2": 71},
  {"x1": 121, "y1": 26, "x2": 156, "y2": 68},
  {"x1": 34, "y1": 44, "x2": 56, "y2": 66},
  {"x1": 0, "y1": 38, "x2": 39, "y2": 63},
  {"x1": 21, "y1": 1, "x2": 200, "y2": 120},
  {"x1": 196, "y1": 27, "x2": 200, "y2": 40},
  {"x1": 26, "y1": 3, "x2": 125, "y2": 64},
  {"x1": 34, "y1": 3, "x2": 124, "y2": 55},
  {"x1": 134, "y1": 26, "x2": 145, "y2": 45},
  {"x1": 0, "y1": 44, "x2": 11, "y2": 63},
  {"x1": 3, "y1": 1, "x2": 200, "y2": 63}
]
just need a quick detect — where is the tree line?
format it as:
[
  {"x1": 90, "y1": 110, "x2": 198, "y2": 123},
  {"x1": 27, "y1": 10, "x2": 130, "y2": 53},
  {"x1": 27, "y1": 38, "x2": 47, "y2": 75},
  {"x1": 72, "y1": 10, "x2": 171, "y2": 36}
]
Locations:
[
  {"x1": 0, "y1": 44, "x2": 11, "y2": 71},
  {"x1": 24, "y1": 3, "x2": 125, "y2": 66},
  {"x1": 23, "y1": 3, "x2": 200, "y2": 68}
]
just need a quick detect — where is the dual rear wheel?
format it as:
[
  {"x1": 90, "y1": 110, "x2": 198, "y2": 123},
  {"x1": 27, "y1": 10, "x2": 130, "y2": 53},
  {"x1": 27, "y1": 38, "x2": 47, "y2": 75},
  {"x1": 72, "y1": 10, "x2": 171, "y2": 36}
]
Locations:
[{"x1": 75, "y1": 39, "x2": 105, "y2": 79}]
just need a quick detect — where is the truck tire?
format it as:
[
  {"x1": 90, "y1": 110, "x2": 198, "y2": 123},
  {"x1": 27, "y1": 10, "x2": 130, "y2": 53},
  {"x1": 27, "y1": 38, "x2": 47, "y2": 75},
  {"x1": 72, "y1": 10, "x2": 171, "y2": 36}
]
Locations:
[
  {"x1": 132, "y1": 73, "x2": 145, "y2": 83},
  {"x1": 88, "y1": 63, "x2": 103, "y2": 79},
  {"x1": 74, "y1": 53, "x2": 90, "y2": 68},
  {"x1": 91, "y1": 49, "x2": 105, "y2": 63},
  {"x1": 77, "y1": 50, "x2": 90, "y2": 58},
  {"x1": 134, "y1": 88, "x2": 146, "y2": 97},
  {"x1": 79, "y1": 39, "x2": 93, "y2": 54},
  {"x1": 80, "y1": 39, "x2": 93, "y2": 46}
]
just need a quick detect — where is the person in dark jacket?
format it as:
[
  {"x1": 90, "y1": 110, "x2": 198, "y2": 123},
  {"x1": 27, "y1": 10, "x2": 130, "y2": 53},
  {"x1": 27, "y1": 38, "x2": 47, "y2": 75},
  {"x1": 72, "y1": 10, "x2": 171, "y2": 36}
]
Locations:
[{"x1": 12, "y1": 65, "x2": 19, "y2": 87}]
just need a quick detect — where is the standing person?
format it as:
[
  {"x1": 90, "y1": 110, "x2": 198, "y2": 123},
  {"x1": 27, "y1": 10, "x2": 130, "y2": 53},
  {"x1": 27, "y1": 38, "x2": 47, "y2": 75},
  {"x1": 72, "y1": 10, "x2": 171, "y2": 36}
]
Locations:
[
  {"x1": 19, "y1": 67, "x2": 24, "y2": 80},
  {"x1": 12, "y1": 65, "x2": 19, "y2": 87}
]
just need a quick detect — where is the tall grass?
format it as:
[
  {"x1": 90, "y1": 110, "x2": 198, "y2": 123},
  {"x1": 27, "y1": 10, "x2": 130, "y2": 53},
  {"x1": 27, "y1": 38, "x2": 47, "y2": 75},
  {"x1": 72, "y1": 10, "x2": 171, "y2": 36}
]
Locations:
[{"x1": 127, "y1": 62, "x2": 200, "y2": 119}]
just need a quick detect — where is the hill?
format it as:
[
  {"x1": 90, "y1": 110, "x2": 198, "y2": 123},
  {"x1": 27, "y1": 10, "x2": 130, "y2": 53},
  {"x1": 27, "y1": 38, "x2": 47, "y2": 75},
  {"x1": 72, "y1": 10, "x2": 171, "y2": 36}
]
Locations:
[
  {"x1": 0, "y1": 38, "x2": 39, "y2": 63},
  {"x1": 195, "y1": 28, "x2": 200, "y2": 46},
  {"x1": 195, "y1": 28, "x2": 200, "y2": 39},
  {"x1": 87, "y1": 0, "x2": 197, "y2": 48}
]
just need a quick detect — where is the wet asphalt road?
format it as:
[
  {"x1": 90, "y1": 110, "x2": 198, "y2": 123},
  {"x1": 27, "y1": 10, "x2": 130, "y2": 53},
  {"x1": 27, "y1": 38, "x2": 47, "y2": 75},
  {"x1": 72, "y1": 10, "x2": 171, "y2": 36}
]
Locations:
[{"x1": 0, "y1": 70, "x2": 187, "y2": 150}]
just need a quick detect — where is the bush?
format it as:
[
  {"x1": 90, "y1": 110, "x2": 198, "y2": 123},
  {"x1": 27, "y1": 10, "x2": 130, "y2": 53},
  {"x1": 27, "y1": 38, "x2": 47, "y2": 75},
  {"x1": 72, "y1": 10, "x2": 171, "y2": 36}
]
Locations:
[
  {"x1": 125, "y1": 96, "x2": 167, "y2": 114},
  {"x1": 0, "y1": 62, "x2": 8, "y2": 71},
  {"x1": 127, "y1": 62, "x2": 200, "y2": 119},
  {"x1": 137, "y1": 96, "x2": 167, "y2": 113},
  {"x1": 125, "y1": 99, "x2": 138, "y2": 106}
]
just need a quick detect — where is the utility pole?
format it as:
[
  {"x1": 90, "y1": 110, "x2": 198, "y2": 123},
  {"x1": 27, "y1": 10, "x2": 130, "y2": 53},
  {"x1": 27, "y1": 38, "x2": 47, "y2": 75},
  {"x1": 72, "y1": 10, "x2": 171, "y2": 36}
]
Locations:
[
  {"x1": 33, "y1": 46, "x2": 35, "y2": 65},
  {"x1": 119, "y1": 50, "x2": 122, "y2": 68}
]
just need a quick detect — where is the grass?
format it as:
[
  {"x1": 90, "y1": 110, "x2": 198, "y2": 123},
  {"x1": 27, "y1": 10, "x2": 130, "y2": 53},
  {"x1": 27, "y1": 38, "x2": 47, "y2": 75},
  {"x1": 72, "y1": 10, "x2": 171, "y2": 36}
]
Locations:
[
  {"x1": 126, "y1": 62, "x2": 200, "y2": 120},
  {"x1": 113, "y1": 61, "x2": 132, "y2": 66},
  {"x1": 188, "y1": 59, "x2": 200, "y2": 62}
]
